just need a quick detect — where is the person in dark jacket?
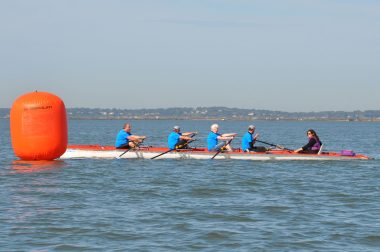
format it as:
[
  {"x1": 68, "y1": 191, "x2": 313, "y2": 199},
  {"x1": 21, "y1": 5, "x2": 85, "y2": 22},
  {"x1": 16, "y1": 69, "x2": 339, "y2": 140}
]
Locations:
[{"x1": 294, "y1": 129, "x2": 322, "y2": 154}]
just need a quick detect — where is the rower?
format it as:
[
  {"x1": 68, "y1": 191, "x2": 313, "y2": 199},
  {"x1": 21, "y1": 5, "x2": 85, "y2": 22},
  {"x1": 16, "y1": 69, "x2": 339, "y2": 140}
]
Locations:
[
  {"x1": 115, "y1": 123, "x2": 146, "y2": 149},
  {"x1": 168, "y1": 126, "x2": 196, "y2": 150},
  {"x1": 242, "y1": 125, "x2": 260, "y2": 152},
  {"x1": 207, "y1": 124, "x2": 237, "y2": 152}
]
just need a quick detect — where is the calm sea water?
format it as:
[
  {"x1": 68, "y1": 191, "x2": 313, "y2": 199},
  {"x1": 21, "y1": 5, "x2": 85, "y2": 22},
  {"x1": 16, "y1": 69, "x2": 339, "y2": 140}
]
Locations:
[{"x1": 1, "y1": 119, "x2": 380, "y2": 251}]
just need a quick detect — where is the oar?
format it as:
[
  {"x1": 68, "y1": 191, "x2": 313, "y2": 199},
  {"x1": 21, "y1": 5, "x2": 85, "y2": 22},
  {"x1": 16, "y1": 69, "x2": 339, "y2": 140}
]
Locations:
[
  {"x1": 255, "y1": 140, "x2": 293, "y2": 151},
  {"x1": 116, "y1": 148, "x2": 131, "y2": 159},
  {"x1": 116, "y1": 141, "x2": 140, "y2": 159},
  {"x1": 151, "y1": 139, "x2": 195, "y2": 160},
  {"x1": 211, "y1": 138, "x2": 233, "y2": 159},
  {"x1": 189, "y1": 132, "x2": 197, "y2": 138}
]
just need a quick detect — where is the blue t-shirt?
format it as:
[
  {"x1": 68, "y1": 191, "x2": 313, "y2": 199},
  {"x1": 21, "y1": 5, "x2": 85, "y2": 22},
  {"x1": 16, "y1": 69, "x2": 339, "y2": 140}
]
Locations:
[
  {"x1": 168, "y1": 132, "x2": 182, "y2": 150},
  {"x1": 242, "y1": 132, "x2": 253, "y2": 151},
  {"x1": 115, "y1": 130, "x2": 132, "y2": 148},
  {"x1": 207, "y1": 132, "x2": 221, "y2": 151}
]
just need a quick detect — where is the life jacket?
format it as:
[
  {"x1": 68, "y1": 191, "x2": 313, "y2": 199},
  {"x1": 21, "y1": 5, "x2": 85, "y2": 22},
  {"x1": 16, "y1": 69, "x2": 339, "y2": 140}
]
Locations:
[{"x1": 310, "y1": 136, "x2": 322, "y2": 151}]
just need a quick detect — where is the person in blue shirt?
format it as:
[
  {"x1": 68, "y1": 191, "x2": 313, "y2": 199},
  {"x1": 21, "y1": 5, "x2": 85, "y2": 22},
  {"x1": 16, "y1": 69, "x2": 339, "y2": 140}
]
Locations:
[
  {"x1": 115, "y1": 123, "x2": 146, "y2": 149},
  {"x1": 168, "y1": 126, "x2": 196, "y2": 150},
  {"x1": 207, "y1": 124, "x2": 237, "y2": 151},
  {"x1": 242, "y1": 125, "x2": 260, "y2": 152}
]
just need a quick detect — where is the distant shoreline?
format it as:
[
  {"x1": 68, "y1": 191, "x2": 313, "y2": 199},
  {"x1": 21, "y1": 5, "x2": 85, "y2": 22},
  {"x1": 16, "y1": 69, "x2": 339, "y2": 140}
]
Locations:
[
  {"x1": 1, "y1": 107, "x2": 380, "y2": 122},
  {"x1": 1, "y1": 117, "x2": 380, "y2": 122}
]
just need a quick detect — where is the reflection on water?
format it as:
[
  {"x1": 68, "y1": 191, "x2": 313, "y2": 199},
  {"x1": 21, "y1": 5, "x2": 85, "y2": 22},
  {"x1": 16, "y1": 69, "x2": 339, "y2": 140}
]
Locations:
[
  {"x1": 2, "y1": 159, "x2": 65, "y2": 244},
  {"x1": 10, "y1": 160, "x2": 67, "y2": 174}
]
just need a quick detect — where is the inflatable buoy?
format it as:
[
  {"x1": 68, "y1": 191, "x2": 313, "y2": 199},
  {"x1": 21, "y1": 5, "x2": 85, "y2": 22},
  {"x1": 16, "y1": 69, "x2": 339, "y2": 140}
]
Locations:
[{"x1": 10, "y1": 91, "x2": 68, "y2": 160}]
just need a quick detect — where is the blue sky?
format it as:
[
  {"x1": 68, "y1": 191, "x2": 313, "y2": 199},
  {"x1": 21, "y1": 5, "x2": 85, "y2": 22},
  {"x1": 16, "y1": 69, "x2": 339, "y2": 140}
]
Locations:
[{"x1": 0, "y1": 0, "x2": 379, "y2": 111}]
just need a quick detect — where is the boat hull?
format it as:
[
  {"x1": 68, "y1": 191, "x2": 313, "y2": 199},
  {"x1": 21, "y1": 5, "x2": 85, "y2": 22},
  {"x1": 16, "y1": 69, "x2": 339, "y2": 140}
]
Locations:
[{"x1": 60, "y1": 145, "x2": 370, "y2": 161}]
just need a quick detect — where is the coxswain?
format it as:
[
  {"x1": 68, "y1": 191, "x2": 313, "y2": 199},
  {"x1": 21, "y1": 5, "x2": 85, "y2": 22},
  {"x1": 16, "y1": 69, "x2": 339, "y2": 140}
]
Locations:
[{"x1": 294, "y1": 129, "x2": 322, "y2": 154}]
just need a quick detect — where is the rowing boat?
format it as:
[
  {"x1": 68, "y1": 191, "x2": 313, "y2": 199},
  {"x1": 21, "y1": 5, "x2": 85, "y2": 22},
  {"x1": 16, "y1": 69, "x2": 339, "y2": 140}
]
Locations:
[{"x1": 60, "y1": 145, "x2": 370, "y2": 161}]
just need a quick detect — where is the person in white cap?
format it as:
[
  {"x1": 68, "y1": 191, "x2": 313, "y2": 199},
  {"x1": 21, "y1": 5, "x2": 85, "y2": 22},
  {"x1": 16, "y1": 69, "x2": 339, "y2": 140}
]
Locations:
[
  {"x1": 242, "y1": 125, "x2": 260, "y2": 152},
  {"x1": 207, "y1": 124, "x2": 237, "y2": 151},
  {"x1": 167, "y1": 126, "x2": 197, "y2": 150}
]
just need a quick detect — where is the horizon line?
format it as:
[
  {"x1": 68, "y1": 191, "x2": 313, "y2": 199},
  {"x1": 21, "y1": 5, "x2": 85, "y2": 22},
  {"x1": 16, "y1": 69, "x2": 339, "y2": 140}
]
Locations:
[{"x1": 1, "y1": 106, "x2": 380, "y2": 113}]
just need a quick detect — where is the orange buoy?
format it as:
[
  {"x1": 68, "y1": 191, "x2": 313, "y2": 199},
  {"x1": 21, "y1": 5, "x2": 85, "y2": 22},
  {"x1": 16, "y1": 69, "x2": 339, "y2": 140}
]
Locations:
[{"x1": 10, "y1": 91, "x2": 68, "y2": 160}]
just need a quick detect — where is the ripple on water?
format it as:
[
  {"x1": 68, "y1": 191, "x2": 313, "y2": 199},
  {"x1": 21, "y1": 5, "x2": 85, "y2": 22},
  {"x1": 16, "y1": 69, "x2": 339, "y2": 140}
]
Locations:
[
  {"x1": 187, "y1": 187, "x2": 229, "y2": 198},
  {"x1": 203, "y1": 230, "x2": 239, "y2": 241},
  {"x1": 99, "y1": 231, "x2": 145, "y2": 241},
  {"x1": 362, "y1": 235, "x2": 380, "y2": 246},
  {"x1": 51, "y1": 243, "x2": 102, "y2": 251}
]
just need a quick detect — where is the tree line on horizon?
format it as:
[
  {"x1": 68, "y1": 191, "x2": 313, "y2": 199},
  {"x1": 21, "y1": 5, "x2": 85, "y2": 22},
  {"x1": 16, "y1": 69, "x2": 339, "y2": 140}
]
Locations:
[{"x1": 1, "y1": 107, "x2": 380, "y2": 121}]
